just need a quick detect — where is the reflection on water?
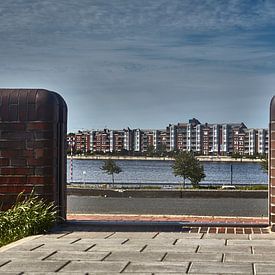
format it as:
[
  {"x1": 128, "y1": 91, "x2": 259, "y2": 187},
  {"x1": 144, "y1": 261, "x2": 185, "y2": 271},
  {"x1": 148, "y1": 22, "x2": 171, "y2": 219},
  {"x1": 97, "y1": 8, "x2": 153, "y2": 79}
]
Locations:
[{"x1": 67, "y1": 159, "x2": 268, "y2": 186}]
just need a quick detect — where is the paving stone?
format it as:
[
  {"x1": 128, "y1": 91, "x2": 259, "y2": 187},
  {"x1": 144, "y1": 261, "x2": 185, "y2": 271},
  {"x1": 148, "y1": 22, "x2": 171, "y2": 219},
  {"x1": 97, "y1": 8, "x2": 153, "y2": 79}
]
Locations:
[
  {"x1": 74, "y1": 238, "x2": 128, "y2": 245},
  {"x1": 61, "y1": 261, "x2": 128, "y2": 273},
  {"x1": 88, "y1": 244, "x2": 145, "y2": 252},
  {"x1": 250, "y1": 234, "x2": 275, "y2": 240},
  {"x1": 109, "y1": 232, "x2": 157, "y2": 239},
  {"x1": 198, "y1": 245, "x2": 251, "y2": 253},
  {"x1": 164, "y1": 252, "x2": 222, "y2": 262},
  {"x1": 4, "y1": 243, "x2": 49, "y2": 252},
  {"x1": 124, "y1": 262, "x2": 189, "y2": 273},
  {"x1": 45, "y1": 251, "x2": 110, "y2": 261},
  {"x1": 225, "y1": 253, "x2": 275, "y2": 263},
  {"x1": 144, "y1": 244, "x2": 197, "y2": 253},
  {"x1": 0, "y1": 260, "x2": 69, "y2": 272},
  {"x1": 189, "y1": 262, "x2": 253, "y2": 274},
  {"x1": 255, "y1": 263, "x2": 275, "y2": 274},
  {"x1": 30, "y1": 236, "x2": 81, "y2": 244},
  {"x1": 0, "y1": 250, "x2": 56, "y2": 260},
  {"x1": 253, "y1": 246, "x2": 275, "y2": 253},
  {"x1": 202, "y1": 234, "x2": 249, "y2": 240},
  {"x1": 156, "y1": 233, "x2": 203, "y2": 239},
  {"x1": 175, "y1": 239, "x2": 226, "y2": 246},
  {"x1": 105, "y1": 251, "x2": 165, "y2": 262},
  {"x1": 24, "y1": 272, "x2": 123, "y2": 275},
  {"x1": 227, "y1": 239, "x2": 275, "y2": 246},
  {"x1": 126, "y1": 238, "x2": 175, "y2": 245},
  {"x1": 60, "y1": 232, "x2": 114, "y2": 239},
  {"x1": 34, "y1": 243, "x2": 95, "y2": 252}
]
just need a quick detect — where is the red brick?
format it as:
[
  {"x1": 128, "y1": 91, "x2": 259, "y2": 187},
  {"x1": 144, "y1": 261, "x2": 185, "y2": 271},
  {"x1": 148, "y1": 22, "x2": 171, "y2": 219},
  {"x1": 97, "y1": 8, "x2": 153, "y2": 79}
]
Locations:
[
  {"x1": 0, "y1": 123, "x2": 25, "y2": 131},
  {"x1": 209, "y1": 227, "x2": 217, "y2": 233},
  {"x1": 27, "y1": 176, "x2": 52, "y2": 184},
  {"x1": 270, "y1": 215, "x2": 275, "y2": 223},
  {"x1": 27, "y1": 140, "x2": 54, "y2": 149},
  {"x1": 34, "y1": 167, "x2": 53, "y2": 176},
  {"x1": 10, "y1": 158, "x2": 27, "y2": 167},
  {"x1": 0, "y1": 176, "x2": 26, "y2": 184},
  {"x1": 244, "y1": 228, "x2": 252, "y2": 234},
  {"x1": 0, "y1": 167, "x2": 34, "y2": 175},
  {"x1": 0, "y1": 158, "x2": 9, "y2": 166},
  {"x1": 271, "y1": 196, "x2": 275, "y2": 204},
  {"x1": 27, "y1": 122, "x2": 53, "y2": 131},
  {"x1": 218, "y1": 228, "x2": 226, "y2": 233},
  {"x1": 227, "y1": 228, "x2": 235, "y2": 234},
  {"x1": 0, "y1": 141, "x2": 25, "y2": 149},
  {"x1": 1, "y1": 150, "x2": 23, "y2": 158},
  {"x1": 0, "y1": 185, "x2": 34, "y2": 193}
]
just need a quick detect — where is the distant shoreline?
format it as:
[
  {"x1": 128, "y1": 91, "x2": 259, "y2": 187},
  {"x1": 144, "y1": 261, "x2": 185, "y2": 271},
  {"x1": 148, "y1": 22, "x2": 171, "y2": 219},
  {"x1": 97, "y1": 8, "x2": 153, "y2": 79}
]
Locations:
[{"x1": 67, "y1": 155, "x2": 263, "y2": 163}]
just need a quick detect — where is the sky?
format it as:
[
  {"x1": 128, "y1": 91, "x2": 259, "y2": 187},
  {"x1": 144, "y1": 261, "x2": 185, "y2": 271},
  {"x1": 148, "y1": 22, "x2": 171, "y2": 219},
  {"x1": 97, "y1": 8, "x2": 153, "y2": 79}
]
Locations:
[{"x1": 1, "y1": 0, "x2": 275, "y2": 132}]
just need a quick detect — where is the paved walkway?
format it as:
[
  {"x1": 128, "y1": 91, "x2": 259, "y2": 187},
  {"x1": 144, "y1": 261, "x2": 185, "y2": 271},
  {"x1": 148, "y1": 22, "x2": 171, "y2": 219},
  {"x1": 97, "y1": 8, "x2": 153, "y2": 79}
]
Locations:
[{"x1": 0, "y1": 220, "x2": 275, "y2": 274}]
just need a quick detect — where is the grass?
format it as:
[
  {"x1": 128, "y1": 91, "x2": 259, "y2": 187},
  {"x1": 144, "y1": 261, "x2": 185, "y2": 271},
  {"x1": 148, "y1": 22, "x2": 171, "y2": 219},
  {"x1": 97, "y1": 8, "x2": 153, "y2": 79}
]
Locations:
[{"x1": 0, "y1": 190, "x2": 58, "y2": 248}]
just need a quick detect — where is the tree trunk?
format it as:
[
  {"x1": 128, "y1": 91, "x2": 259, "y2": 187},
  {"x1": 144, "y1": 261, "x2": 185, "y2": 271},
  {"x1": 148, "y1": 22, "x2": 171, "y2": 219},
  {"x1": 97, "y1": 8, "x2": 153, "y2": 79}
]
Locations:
[{"x1": 112, "y1": 173, "x2": 114, "y2": 187}]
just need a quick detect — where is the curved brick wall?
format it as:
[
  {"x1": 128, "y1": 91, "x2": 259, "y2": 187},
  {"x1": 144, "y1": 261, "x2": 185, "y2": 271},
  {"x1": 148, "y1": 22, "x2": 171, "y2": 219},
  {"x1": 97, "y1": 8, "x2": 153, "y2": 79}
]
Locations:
[{"x1": 0, "y1": 89, "x2": 67, "y2": 219}]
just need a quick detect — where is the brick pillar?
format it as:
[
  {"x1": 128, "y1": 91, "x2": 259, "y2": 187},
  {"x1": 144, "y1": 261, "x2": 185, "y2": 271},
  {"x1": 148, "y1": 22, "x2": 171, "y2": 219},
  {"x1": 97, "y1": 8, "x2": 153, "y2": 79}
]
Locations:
[
  {"x1": 270, "y1": 97, "x2": 275, "y2": 231},
  {"x1": 0, "y1": 89, "x2": 67, "y2": 219}
]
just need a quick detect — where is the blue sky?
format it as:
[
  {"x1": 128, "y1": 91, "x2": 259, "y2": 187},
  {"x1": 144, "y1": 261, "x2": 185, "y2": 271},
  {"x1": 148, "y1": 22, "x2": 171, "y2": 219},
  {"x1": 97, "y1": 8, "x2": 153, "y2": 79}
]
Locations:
[{"x1": 1, "y1": 0, "x2": 275, "y2": 131}]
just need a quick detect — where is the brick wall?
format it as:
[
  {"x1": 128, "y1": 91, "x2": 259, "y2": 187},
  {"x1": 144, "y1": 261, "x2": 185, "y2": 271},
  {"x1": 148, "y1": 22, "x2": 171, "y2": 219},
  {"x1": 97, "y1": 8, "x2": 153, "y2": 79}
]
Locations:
[
  {"x1": 0, "y1": 89, "x2": 67, "y2": 219},
  {"x1": 270, "y1": 97, "x2": 275, "y2": 231}
]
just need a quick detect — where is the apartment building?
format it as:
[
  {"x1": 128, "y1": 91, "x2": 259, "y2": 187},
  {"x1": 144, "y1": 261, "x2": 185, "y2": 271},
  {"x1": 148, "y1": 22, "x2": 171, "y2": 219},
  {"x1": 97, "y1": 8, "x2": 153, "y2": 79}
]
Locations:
[{"x1": 68, "y1": 118, "x2": 268, "y2": 156}]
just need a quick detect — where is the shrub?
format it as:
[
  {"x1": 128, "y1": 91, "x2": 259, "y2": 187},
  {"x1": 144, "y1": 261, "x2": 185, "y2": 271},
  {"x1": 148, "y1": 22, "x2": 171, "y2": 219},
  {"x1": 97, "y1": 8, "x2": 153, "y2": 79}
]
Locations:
[{"x1": 0, "y1": 190, "x2": 57, "y2": 247}]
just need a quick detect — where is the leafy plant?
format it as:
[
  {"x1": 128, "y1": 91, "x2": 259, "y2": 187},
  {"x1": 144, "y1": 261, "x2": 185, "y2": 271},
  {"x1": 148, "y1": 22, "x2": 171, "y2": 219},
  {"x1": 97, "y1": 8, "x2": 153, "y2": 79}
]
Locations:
[
  {"x1": 101, "y1": 158, "x2": 122, "y2": 186},
  {"x1": 172, "y1": 151, "x2": 206, "y2": 188},
  {"x1": 0, "y1": 190, "x2": 57, "y2": 247}
]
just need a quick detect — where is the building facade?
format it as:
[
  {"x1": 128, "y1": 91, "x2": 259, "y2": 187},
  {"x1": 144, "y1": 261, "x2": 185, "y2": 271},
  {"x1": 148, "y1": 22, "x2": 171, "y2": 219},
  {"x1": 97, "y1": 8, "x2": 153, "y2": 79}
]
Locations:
[{"x1": 68, "y1": 118, "x2": 268, "y2": 156}]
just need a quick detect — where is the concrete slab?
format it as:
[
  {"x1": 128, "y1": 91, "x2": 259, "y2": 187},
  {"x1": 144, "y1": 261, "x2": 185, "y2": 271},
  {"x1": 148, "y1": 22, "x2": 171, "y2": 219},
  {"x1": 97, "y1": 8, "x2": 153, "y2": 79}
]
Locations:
[
  {"x1": 45, "y1": 251, "x2": 110, "y2": 261},
  {"x1": 155, "y1": 232, "x2": 203, "y2": 239},
  {"x1": 255, "y1": 263, "x2": 275, "y2": 274},
  {"x1": 32, "y1": 243, "x2": 96, "y2": 252},
  {"x1": 88, "y1": 244, "x2": 145, "y2": 252},
  {"x1": 198, "y1": 245, "x2": 252, "y2": 253},
  {"x1": 202, "y1": 234, "x2": 249, "y2": 240},
  {"x1": 105, "y1": 251, "x2": 165, "y2": 262},
  {"x1": 60, "y1": 261, "x2": 128, "y2": 273},
  {"x1": 73, "y1": 238, "x2": 128, "y2": 245},
  {"x1": 59, "y1": 232, "x2": 114, "y2": 239},
  {"x1": 123, "y1": 262, "x2": 189, "y2": 273},
  {"x1": 0, "y1": 260, "x2": 69, "y2": 272},
  {"x1": 108, "y1": 232, "x2": 157, "y2": 239},
  {"x1": 144, "y1": 244, "x2": 197, "y2": 253},
  {"x1": 126, "y1": 238, "x2": 175, "y2": 245},
  {"x1": 225, "y1": 253, "x2": 275, "y2": 262},
  {"x1": 175, "y1": 239, "x2": 226, "y2": 246},
  {"x1": 0, "y1": 250, "x2": 57, "y2": 260},
  {"x1": 227, "y1": 239, "x2": 275, "y2": 246},
  {"x1": 253, "y1": 246, "x2": 275, "y2": 253},
  {"x1": 189, "y1": 262, "x2": 253, "y2": 274},
  {"x1": 164, "y1": 252, "x2": 222, "y2": 262}
]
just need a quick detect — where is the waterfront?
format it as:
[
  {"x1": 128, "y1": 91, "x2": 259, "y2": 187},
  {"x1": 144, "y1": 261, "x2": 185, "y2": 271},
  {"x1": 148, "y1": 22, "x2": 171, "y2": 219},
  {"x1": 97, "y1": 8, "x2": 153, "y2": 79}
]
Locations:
[{"x1": 67, "y1": 159, "x2": 267, "y2": 186}]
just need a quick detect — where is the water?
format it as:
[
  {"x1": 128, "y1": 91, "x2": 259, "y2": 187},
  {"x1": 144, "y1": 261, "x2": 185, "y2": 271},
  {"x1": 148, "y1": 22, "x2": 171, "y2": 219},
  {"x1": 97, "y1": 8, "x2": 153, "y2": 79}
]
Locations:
[{"x1": 67, "y1": 159, "x2": 268, "y2": 186}]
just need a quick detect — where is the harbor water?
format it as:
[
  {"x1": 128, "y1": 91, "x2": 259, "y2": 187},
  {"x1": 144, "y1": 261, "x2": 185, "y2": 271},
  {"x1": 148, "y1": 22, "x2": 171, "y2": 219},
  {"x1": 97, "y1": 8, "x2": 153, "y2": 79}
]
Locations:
[{"x1": 67, "y1": 159, "x2": 268, "y2": 186}]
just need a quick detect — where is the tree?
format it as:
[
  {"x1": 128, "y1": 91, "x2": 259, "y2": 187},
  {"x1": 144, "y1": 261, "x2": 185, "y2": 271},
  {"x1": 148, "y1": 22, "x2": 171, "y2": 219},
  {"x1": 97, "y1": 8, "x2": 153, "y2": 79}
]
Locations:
[
  {"x1": 101, "y1": 159, "x2": 122, "y2": 186},
  {"x1": 261, "y1": 155, "x2": 268, "y2": 174},
  {"x1": 172, "y1": 151, "x2": 205, "y2": 188}
]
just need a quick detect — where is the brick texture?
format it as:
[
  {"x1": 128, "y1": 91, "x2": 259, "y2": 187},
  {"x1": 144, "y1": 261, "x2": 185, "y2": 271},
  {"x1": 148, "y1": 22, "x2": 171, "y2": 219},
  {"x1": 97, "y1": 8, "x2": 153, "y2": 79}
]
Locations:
[
  {"x1": 270, "y1": 97, "x2": 275, "y2": 231},
  {"x1": 0, "y1": 89, "x2": 67, "y2": 219}
]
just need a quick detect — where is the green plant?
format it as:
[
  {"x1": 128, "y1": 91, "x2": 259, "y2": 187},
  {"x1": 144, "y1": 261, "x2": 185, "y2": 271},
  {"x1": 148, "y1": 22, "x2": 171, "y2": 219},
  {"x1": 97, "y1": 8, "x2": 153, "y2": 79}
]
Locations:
[
  {"x1": 0, "y1": 190, "x2": 57, "y2": 247},
  {"x1": 101, "y1": 158, "x2": 122, "y2": 185},
  {"x1": 172, "y1": 151, "x2": 206, "y2": 188}
]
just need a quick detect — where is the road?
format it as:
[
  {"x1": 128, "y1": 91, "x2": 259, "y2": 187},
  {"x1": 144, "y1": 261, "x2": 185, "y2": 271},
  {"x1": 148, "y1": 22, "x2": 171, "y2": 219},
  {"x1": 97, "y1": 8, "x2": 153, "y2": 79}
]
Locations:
[{"x1": 67, "y1": 196, "x2": 268, "y2": 217}]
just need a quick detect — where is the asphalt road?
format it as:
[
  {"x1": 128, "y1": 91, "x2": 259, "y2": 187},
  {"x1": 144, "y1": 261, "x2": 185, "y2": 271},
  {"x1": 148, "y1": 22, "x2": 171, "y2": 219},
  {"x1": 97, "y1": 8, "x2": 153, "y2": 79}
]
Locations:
[{"x1": 67, "y1": 196, "x2": 268, "y2": 217}]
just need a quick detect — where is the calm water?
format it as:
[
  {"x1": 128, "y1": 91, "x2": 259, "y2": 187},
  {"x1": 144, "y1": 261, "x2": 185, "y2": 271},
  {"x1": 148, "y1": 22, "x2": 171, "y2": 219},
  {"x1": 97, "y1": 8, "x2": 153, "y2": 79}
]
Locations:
[{"x1": 67, "y1": 159, "x2": 268, "y2": 186}]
